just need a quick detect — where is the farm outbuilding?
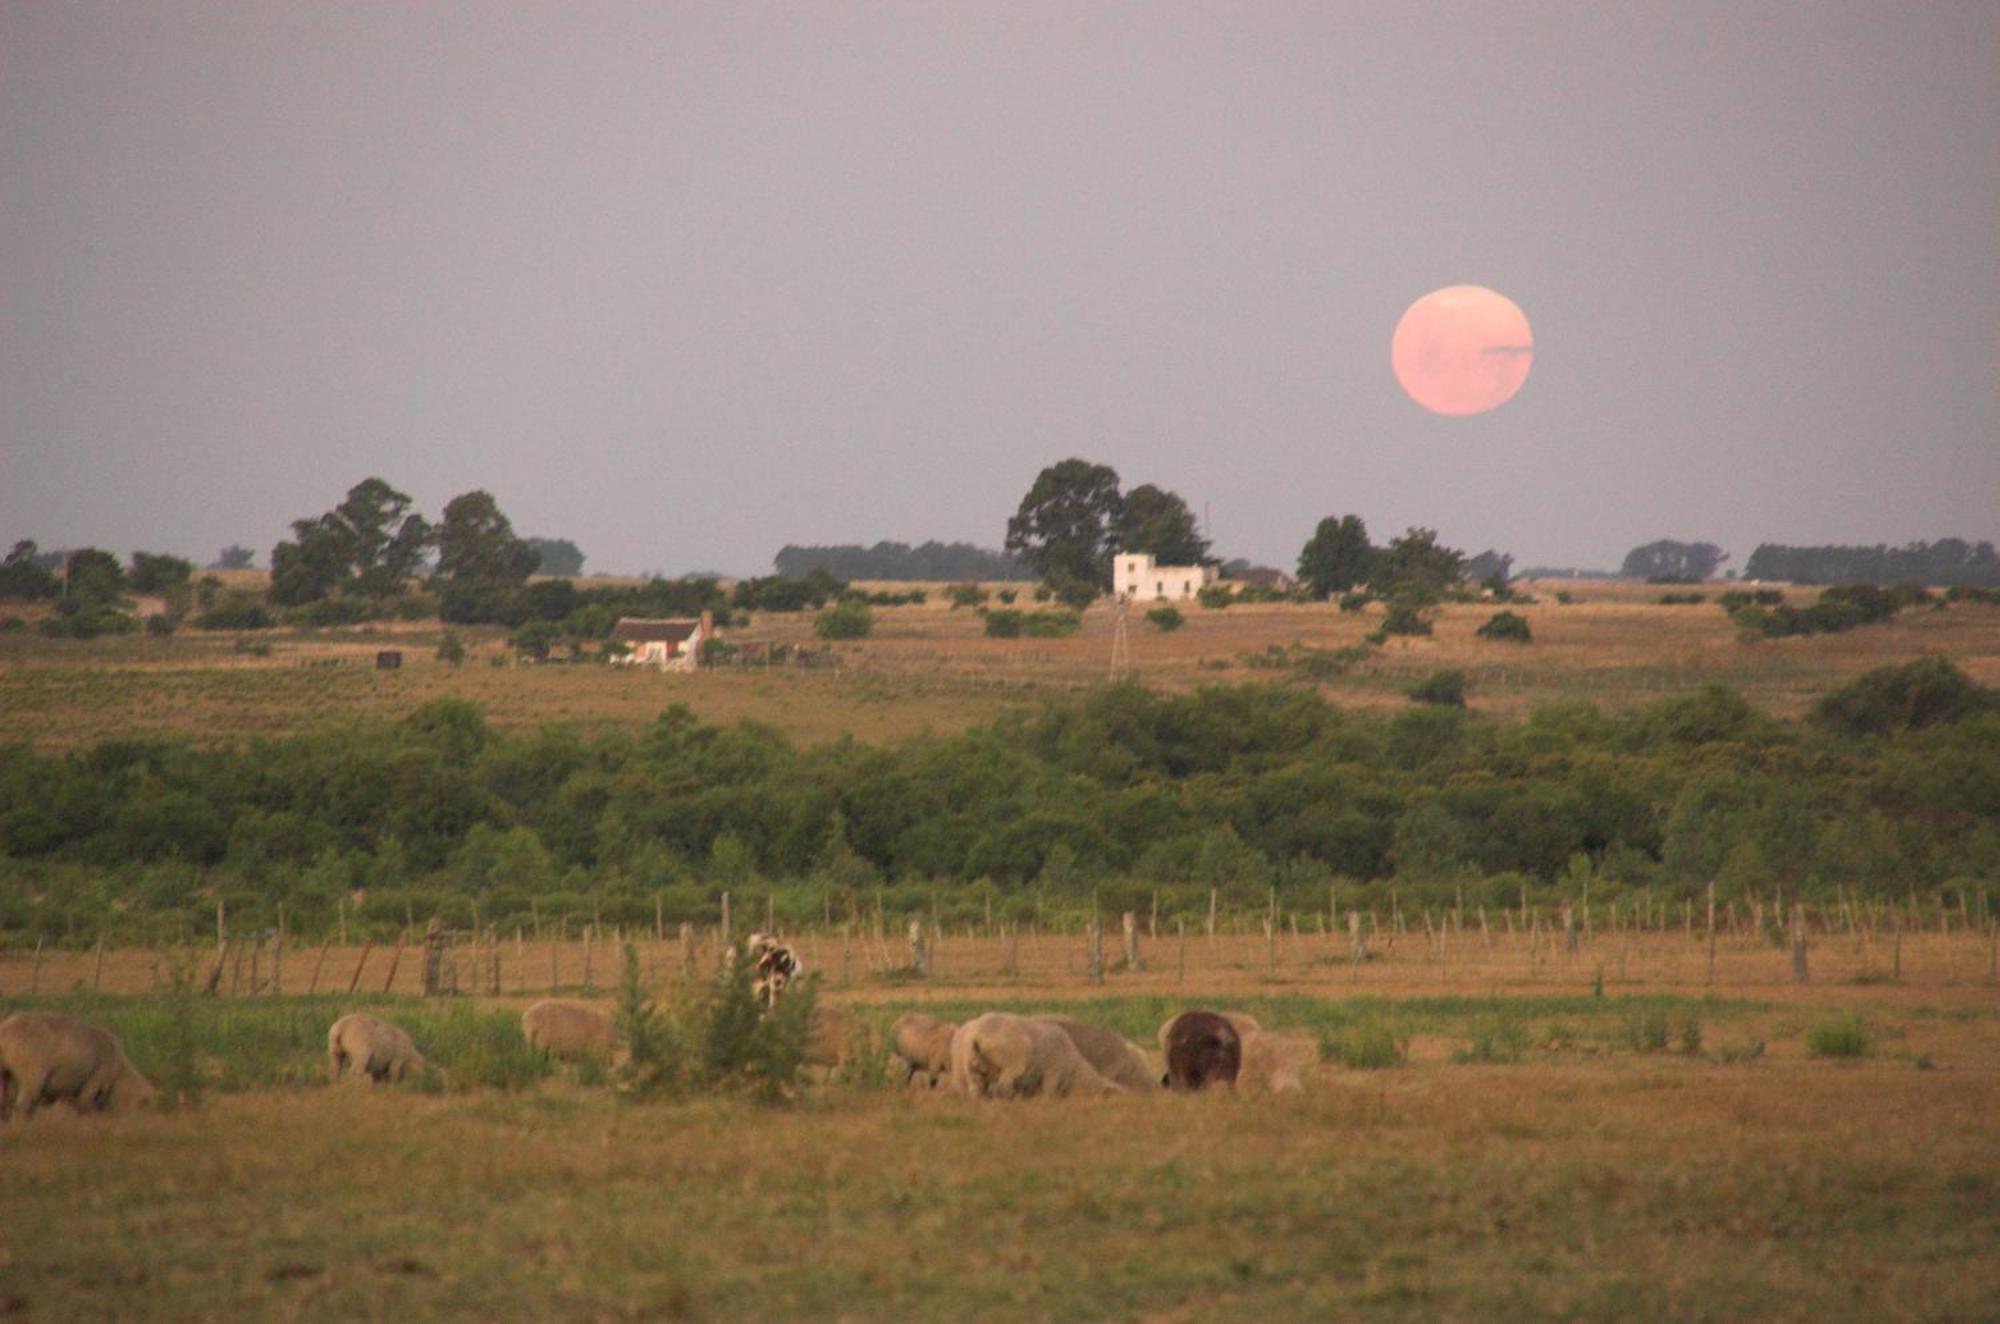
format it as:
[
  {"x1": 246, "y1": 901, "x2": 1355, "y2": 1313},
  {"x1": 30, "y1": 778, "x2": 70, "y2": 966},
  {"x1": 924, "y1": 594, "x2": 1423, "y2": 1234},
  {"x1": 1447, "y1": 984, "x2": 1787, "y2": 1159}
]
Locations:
[
  {"x1": 1115, "y1": 552, "x2": 1217, "y2": 602},
  {"x1": 610, "y1": 612, "x2": 715, "y2": 672}
]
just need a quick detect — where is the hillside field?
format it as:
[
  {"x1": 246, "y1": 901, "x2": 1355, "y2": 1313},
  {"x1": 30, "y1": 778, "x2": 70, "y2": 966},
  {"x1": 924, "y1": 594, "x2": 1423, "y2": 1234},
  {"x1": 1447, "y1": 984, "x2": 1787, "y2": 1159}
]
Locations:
[{"x1": 2, "y1": 578, "x2": 1998, "y2": 750}]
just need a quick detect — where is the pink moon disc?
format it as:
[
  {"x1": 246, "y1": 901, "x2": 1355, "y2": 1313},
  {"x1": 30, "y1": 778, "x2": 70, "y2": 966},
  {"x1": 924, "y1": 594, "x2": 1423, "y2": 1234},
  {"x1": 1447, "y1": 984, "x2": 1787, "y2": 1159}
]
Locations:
[{"x1": 1391, "y1": 285, "x2": 1534, "y2": 416}]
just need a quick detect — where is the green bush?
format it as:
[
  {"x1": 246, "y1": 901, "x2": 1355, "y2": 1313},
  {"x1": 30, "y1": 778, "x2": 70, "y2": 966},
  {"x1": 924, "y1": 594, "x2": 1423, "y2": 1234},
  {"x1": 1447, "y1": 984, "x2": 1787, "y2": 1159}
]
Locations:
[
  {"x1": 1337, "y1": 591, "x2": 1374, "y2": 613},
  {"x1": 1407, "y1": 669, "x2": 1467, "y2": 707},
  {"x1": 1378, "y1": 589, "x2": 1433, "y2": 637},
  {"x1": 983, "y1": 609, "x2": 1023, "y2": 638},
  {"x1": 1196, "y1": 585, "x2": 1233, "y2": 609},
  {"x1": 813, "y1": 602, "x2": 873, "y2": 640},
  {"x1": 1022, "y1": 610, "x2": 1081, "y2": 638},
  {"x1": 1146, "y1": 606, "x2": 1184, "y2": 632},
  {"x1": 1806, "y1": 1013, "x2": 1870, "y2": 1060},
  {"x1": 194, "y1": 593, "x2": 274, "y2": 631},
  {"x1": 1329, "y1": 1019, "x2": 1405, "y2": 1069},
  {"x1": 947, "y1": 582, "x2": 988, "y2": 609},
  {"x1": 1475, "y1": 611, "x2": 1532, "y2": 643},
  {"x1": 1454, "y1": 1015, "x2": 1526, "y2": 1064}
]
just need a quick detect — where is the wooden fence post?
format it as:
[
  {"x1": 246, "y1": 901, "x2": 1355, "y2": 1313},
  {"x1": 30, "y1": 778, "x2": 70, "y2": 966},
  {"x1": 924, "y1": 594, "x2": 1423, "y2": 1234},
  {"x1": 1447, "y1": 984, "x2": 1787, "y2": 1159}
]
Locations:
[
  {"x1": 307, "y1": 938, "x2": 331, "y2": 994},
  {"x1": 381, "y1": 932, "x2": 404, "y2": 994},
  {"x1": 347, "y1": 938, "x2": 373, "y2": 994},
  {"x1": 1122, "y1": 912, "x2": 1142, "y2": 972},
  {"x1": 908, "y1": 919, "x2": 929, "y2": 977},
  {"x1": 1790, "y1": 908, "x2": 1809, "y2": 984},
  {"x1": 1085, "y1": 916, "x2": 1104, "y2": 985}
]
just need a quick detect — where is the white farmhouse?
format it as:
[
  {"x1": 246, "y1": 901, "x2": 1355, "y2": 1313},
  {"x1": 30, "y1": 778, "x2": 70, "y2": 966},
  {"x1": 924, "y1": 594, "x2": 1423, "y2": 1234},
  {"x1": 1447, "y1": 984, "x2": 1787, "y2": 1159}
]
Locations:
[
  {"x1": 1114, "y1": 552, "x2": 1217, "y2": 602},
  {"x1": 610, "y1": 612, "x2": 716, "y2": 671}
]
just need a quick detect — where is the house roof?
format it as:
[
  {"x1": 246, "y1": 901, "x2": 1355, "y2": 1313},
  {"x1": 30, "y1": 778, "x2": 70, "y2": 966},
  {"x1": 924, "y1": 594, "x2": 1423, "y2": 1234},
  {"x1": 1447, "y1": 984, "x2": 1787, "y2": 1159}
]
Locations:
[{"x1": 611, "y1": 617, "x2": 706, "y2": 645}]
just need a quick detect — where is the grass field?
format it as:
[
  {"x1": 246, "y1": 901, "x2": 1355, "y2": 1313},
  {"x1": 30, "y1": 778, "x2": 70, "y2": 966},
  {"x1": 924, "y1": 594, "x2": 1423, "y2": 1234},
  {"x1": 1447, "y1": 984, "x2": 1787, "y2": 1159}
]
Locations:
[
  {"x1": 5, "y1": 929, "x2": 1998, "y2": 1320},
  {"x1": 3, "y1": 579, "x2": 1997, "y2": 749},
  {"x1": 5, "y1": 581, "x2": 1999, "y2": 1320}
]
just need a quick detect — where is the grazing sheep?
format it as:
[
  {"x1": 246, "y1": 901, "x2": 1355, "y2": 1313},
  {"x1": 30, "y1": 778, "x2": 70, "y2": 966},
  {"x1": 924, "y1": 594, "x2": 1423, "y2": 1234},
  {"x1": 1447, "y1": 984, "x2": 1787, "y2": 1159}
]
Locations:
[
  {"x1": 522, "y1": 999, "x2": 615, "y2": 1064},
  {"x1": 1236, "y1": 1030, "x2": 1313, "y2": 1095},
  {"x1": 1159, "y1": 1010, "x2": 1243, "y2": 1092},
  {"x1": 889, "y1": 1013, "x2": 958, "y2": 1087},
  {"x1": 949, "y1": 1012, "x2": 1124, "y2": 1100},
  {"x1": 0, "y1": 1012, "x2": 155, "y2": 1121},
  {"x1": 327, "y1": 1013, "x2": 426, "y2": 1086},
  {"x1": 1036, "y1": 1015, "x2": 1159, "y2": 1093}
]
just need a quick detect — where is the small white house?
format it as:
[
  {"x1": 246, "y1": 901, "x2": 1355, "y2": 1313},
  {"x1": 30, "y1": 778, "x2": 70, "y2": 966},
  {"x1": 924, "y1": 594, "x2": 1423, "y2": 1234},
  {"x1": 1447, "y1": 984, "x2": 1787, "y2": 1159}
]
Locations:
[
  {"x1": 610, "y1": 612, "x2": 715, "y2": 671},
  {"x1": 1114, "y1": 552, "x2": 1217, "y2": 602}
]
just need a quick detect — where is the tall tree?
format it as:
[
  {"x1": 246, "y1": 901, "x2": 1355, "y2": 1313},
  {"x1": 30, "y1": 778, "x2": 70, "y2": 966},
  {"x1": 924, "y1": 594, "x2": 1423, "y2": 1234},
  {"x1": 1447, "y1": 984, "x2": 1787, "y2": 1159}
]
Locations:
[
  {"x1": 436, "y1": 491, "x2": 540, "y2": 583},
  {"x1": 1620, "y1": 539, "x2": 1727, "y2": 583},
  {"x1": 1114, "y1": 484, "x2": 1211, "y2": 565},
  {"x1": 1296, "y1": 515, "x2": 1374, "y2": 598},
  {"x1": 1005, "y1": 459, "x2": 1124, "y2": 591},
  {"x1": 0, "y1": 541, "x2": 61, "y2": 600},
  {"x1": 1372, "y1": 528, "x2": 1465, "y2": 595},
  {"x1": 524, "y1": 537, "x2": 586, "y2": 578},
  {"x1": 268, "y1": 477, "x2": 433, "y2": 604},
  {"x1": 128, "y1": 552, "x2": 194, "y2": 594}
]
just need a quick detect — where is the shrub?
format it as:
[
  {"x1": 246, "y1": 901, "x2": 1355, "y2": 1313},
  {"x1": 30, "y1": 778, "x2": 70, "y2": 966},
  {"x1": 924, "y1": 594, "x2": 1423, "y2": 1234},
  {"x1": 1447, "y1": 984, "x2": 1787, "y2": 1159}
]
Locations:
[
  {"x1": 1622, "y1": 1007, "x2": 1670, "y2": 1053},
  {"x1": 1378, "y1": 589, "x2": 1433, "y2": 637},
  {"x1": 1812, "y1": 657, "x2": 1996, "y2": 738},
  {"x1": 1047, "y1": 575, "x2": 1098, "y2": 611},
  {"x1": 437, "y1": 632, "x2": 466, "y2": 666},
  {"x1": 996, "y1": 589, "x2": 1017, "y2": 604},
  {"x1": 1806, "y1": 1013, "x2": 1870, "y2": 1060},
  {"x1": 194, "y1": 594, "x2": 274, "y2": 631},
  {"x1": 1407, "y1": 669, "x2": 1467, "y2": 707},
  {"x1": 144, "y1": 613, "x2": 178, "y2": 638},
  {"x1": 1658, "y1": 592, "x2": 1706, "y2": 605},
  {"x1": 1337, "y1": 591, "x2": 1374, "y2": 613},
  {"x1": 1475, "y1": 611, "x2": 1532, "y2": 643},
  {"x1": 946, "y1": 582, "x2": 988, "y2": 610},
  {"x1": 1554, "y1": 590, "x2": 1574, "y2": 605},
  {"x1": 1022, "y1": 610, "x2": 1081, "y2": 638},
  {"x1": 1454, "y1": 1015, "x2": 1525, "y2": 1064},
  {"x1": 1329, "y1": 1019, "x2": 1405, "y2": 1069},
  {"x1": 1196, "y1": 585, "x2": 1233, "y2": 609},
  {"x1": 813, "y1": 602, "x2": 873, "y2": 640},
  {"x1": 983, "y1": 609, "x2": 1023, "y2": 638},
  {"x1": 1146, "y1": 606, "x2": 1184, "y2": 633}
]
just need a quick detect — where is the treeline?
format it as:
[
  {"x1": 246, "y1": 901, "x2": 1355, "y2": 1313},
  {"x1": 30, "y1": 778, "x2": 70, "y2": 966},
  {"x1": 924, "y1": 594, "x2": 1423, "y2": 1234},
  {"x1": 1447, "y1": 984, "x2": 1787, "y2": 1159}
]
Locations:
[
  {"x1": 774, "y1": 541, "x2": 1032, "y2": 582},
  {"x1": 1743, "y1": 540, "x2": 2000, "y2": 587},
  {"x1": 2, "y1": 661, "x2": 1995, "y2": 945}
]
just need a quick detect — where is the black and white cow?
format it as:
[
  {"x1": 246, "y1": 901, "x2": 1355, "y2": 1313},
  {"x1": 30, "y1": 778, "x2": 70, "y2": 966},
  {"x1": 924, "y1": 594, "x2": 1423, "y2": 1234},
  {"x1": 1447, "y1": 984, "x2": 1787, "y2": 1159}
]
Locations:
[{"x1": 743, "y1": 931, "x2": 802, "y2": 1009}]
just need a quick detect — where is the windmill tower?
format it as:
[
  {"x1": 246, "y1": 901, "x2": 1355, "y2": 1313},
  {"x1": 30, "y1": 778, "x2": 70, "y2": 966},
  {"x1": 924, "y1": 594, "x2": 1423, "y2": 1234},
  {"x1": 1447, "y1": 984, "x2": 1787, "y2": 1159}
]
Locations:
[{"x1": 1108, "y1": 594, "x2": 1131, "y2": 681}]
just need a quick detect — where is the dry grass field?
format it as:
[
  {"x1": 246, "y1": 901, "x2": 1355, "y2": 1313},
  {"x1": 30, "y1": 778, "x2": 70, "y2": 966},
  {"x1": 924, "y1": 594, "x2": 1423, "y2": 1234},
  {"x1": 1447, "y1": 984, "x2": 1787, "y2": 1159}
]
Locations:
[
  {"x1": 5, "y1": 581, "x2": 1999, "y2": 1320},
  {"x1": 3, "y1": 927, "x2": 1998, "y2": 1321},
  {"x1": 2, "y1": 579, "x2": 1997, "y2": 750}
]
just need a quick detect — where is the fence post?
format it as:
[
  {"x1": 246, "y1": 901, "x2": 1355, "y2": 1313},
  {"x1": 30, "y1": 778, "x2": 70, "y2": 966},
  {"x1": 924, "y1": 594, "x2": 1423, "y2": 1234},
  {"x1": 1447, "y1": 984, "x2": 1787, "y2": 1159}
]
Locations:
[
  {"x1": 1706, "y1": 880, "x2": 1718, "y2": 985},
  {"x1": 908, "y1": 919, "x2": 929, "y2": 977},
  {"x1": 1122, "y1": 911, "x2": 1142, "y2": 972},
  {"x1": 381, "y1": 932, "x2": 404, "y2": 994},
  {"x1": 1562, "y1": 903, "x2": 1579, "y2": 955},
  {"x1": 347, "y1": 938, "x2": 373, "y2": 994},
  {"x1": 422, "y1": 915, "x2": 448, "y2": 997},
  {"x1": 1790, "y1": 908, "x2": 1809, "y2": 984},
  {"x1": 1085, "y1": 916, "x2": 1104, "y2": 985}
]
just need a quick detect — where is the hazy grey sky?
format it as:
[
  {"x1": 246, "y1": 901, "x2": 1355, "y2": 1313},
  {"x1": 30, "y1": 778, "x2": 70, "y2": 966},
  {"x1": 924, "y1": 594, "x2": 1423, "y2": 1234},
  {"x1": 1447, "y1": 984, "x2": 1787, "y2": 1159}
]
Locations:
[{"x1": 5, "y1": 2, "x2": 1995, "y2": 577}]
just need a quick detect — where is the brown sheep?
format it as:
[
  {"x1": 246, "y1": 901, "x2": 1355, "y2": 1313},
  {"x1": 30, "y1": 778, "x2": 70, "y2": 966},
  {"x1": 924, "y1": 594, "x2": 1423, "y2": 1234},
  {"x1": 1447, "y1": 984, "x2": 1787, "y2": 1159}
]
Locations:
[
  {"x1": 0, "y1": 1012, "x2": 155, "y2": 1121},
  {"x1": 948, "y1": 1012, "x2": 1124, "y2": 1100},
  {"x1": 889, "y1": 1013, "x2": 958, "y2": 1087},
  {"x1": 522, "y1": 999, "x2": 615, "y2": 1064},
  {"x1": 327, "y1": 1013, "x2": 426, "y2": 1085},
  {"x1": 1035, "y1": 1015, "x2": 1159, "y2": 1092},
  {"x1": 1159, "y1": 1010, "x2": 1243, "y2": 1092}
]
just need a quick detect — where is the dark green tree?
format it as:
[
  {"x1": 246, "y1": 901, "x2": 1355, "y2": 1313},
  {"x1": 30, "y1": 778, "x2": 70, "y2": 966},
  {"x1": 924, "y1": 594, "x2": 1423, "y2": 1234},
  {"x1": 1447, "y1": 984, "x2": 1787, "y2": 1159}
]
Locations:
[
  {"x1": 0, "y1": 541, "x2": 61, "y2": 600},
  {"x1": 1005, "y1": 459, "x2": 1123, "y2": 591},
  {"x1": 1114, "y1": 484, "x2": 1210, "y2": 565},
  {"x1": 523, "y1": 537, "x2": 585, "y2": 577},
  {"x1": 435, "y1": 491, "x2": 540, "y2": 583},
  {"x1": 1296, "y1": 515, "x2": 1374, "y2": 598},
  {"x1": 62, "y1": 548, "x2": 127, "y2": 607},
  {"x1": 1372, "y1": 527, "x2": 1465, "y2": 595},
  {"x1": 129, "y1": 552, "x2": 193, "y2": 595},
  {"x1": 1620, "y1": 539, "x2": 1727, "y2": 583},
  {"x1": 212, "y1": 545, "x2": 256, "y2": 570},
  {"x1": 269, "y1": 477, "x2": 433, "y2": 604}
]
